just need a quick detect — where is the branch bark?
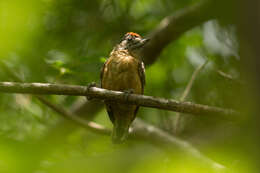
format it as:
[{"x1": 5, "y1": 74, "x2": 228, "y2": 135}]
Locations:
[
  {"x1": 142, "y1": 0, "x2": 216, "y2": 65},
  {"x1": 0, "y1": 81, "x2": 238, "y2": 118}
]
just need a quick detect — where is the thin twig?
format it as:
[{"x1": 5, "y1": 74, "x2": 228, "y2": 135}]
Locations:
[
  {"x1": 217, "y1": 70, "x2": 245, "y2": 85},
  {"x1": 36, "y1": 96, "x2": 110, "y2": 135},
  {"x1": 181, "y1": 61, "x2": 209, "y2": 101},
  {"x1": 174, "y1": 60, "x2": 208, "y2": 134}
]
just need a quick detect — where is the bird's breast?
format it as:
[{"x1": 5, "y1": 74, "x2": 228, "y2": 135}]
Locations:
[
  {"x1": 102, "y1": 55, "x2": 142, "y2": 94},
  {"x1": 111, "y1": 57, "x2": 135, "y2": 73}
]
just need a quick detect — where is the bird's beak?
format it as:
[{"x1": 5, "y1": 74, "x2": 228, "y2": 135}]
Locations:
[
  {"x1": 134, "y1": 38, "x2": 150, "y2": 49},
  {"x1": 141, "y1": 38, "x2": 150, "y2": 46}
]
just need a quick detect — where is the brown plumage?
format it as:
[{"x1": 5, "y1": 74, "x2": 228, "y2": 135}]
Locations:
[{"x1": 101, "y1": 32, "x2": 148, "y2": 143}]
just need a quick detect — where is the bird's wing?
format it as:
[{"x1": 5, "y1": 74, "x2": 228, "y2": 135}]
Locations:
[
  {"x1": 132, "y1": 61, "x2": 146, "y2": 122},
  {"x1": 100, "y1": 60, "x2": 108, "y2": 88},
  {"x1": 138, "y1": 61, "x2": 146, "y2": 94},
  {"x1": 105, "y1": 102, "x2": 115, "y2": 123},
  {"x1": 100, "y1": 60, "x2": 115, "y2": 123}
]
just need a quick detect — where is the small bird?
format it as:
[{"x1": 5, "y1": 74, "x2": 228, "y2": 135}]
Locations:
[{"x1": 101, "y1": 32, "x2": 149, "y2": 143}]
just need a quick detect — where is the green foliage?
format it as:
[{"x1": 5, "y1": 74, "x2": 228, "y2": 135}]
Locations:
[{"x1": 0, "y1": 0, "x2": 253, "y2": 173}]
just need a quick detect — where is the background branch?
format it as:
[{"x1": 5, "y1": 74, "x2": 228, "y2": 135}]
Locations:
[
  {"x1": 180, "y1": 61, "x2": 209, "y2": 101},
  {"x1": 174, "y1": 60, "x2": 209, "y2": 134},
  {"x1": 217, "y1": 70, "x2": 245, "y2": 85},
  {"x1": 0, "y1": 62, "x2": 226, "y2": 171},
  {"x1": 36, "y1": 96, "x2": 110, "y2": 135},
  {"x1": 131, "y1": 119, "x2": 226, "y2": 171},
  {"x1": 142, "y1": 0, "x2": 215, "y2": 65},
  {"x1": 37, "y1": 92, "x2": 226, "y2": 171}
]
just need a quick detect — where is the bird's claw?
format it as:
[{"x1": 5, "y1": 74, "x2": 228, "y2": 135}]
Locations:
[
  {"x1": 123, "y1": 89, "x2": 134, "y2": 94},
  {"x1": 123, "y1": 89, "x2": 134, "y2": 101},
  {"x1": 86, "y1": 82, "x2": 97, "y2": 100}
]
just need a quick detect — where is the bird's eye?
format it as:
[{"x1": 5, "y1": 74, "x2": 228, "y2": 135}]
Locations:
[{"x1": 127, "y1": 37, "x2": 133, "y2": 41}]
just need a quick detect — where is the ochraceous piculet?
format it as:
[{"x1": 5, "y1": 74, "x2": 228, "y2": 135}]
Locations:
[{"x1": 101, "y1": 32, "x2": 149, "y2": 143}]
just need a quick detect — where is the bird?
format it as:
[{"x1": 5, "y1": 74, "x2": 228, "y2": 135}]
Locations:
[{"x1": 100, "y1": 32, "x2": 149, "y2": 143}]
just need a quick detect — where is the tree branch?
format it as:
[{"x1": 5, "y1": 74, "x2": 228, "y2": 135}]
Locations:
[
  {"x1": 36, "y1": 91, "x2": 226, "y2": 171},
  {"x1": 36, "y1": 96, "x2": 110, "y2": 135},
  {"x1": 72, "y1": 0, "x2": 217, "y2": 122},
  {"x1": 131, "y1": 119, "x2": 226, "y2": 171},
  {"x1": 0, "y1": 81, "x2": 238, "y2": 118},
  {"x1": 0, "y1": 63, "x2": 226, "y2": 171},
  {"x1": 142, "y1": 0, "x2": 215, "y2": 65}
]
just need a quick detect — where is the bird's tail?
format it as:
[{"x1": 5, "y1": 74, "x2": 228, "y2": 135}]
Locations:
[{"x1": 111, "y1": 121, "x2": 130, "y2": 144}]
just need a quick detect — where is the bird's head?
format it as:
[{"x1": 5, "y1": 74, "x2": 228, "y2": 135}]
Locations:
[{"x1": 117, "y1": 32, "x2": 150, "y2": 59}]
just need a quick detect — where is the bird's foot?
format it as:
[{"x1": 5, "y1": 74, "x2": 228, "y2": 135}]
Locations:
[
  {"x1": 123, "y1": 89, "x2": 134, "y2": 101},
  {"x1": 86, "y1": 82, "x2": 97, "y2": 100},
  {"x1": 123, "y1": 89, "x2": 134, "y2": 94}
]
